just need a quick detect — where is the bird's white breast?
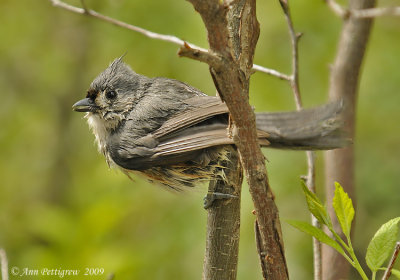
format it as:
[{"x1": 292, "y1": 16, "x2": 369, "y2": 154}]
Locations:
[{"x1": 86, "y1": 113, "x2": 114, "y2": 166}]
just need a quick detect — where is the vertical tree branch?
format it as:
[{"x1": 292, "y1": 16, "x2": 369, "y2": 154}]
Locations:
[
  {"x1": 0, "y1": 249, "x2": 9, "y2": 280},
  {"x1": 187, "y1": 0, "x2": 288, "y2": 279},
  {"x1": 203, "y1": 147, "x2": 242, "y2": 280},
  {"x1": 279, "y1": 1, "x2": 321, "y2": 278},
  {"x1": 306, "y1": 152, "x2": 322, "y2": 280},
  {"x1": 323, "y1": 0, "x2": 375, "y2": 279}
]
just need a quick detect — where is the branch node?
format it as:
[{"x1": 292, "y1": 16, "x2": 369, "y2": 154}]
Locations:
[
  {"x1": 178, "y1": 43, "x2": 223, "y2": 70},
  {"x1": 296, "y1": 32, "x2": 303, "y2": 41},
  {"x1": 325, "y1": 0, "x2": 351, "y2": 19},
  {"x1": 343, "y1": 9, "x2": 352, "y2": 20},
  {"x1": 80, "y1": 0, "x2": 88, "y2": 13}
]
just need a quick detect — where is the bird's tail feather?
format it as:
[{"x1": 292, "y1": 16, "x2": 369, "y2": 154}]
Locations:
[{"x1": 256, "y1": 101, "x2": 350, "y2": 150}]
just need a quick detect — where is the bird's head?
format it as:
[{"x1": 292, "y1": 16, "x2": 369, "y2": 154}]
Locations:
[
  {"x1": 73, "y1": 57, "x2": 143, "y2": 132},
  {"x1": 73, "y1": 57, "x2": 146, "y2": 157}
]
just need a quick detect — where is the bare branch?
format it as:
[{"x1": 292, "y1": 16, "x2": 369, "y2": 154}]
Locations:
[
  {"x1": 306, "y1": 152, "x2": 322, "y2": 280},
  {"x1": 382, "y1": 242, "x2": 400, "y2": 280},
  {"x1": 79, "y1": 0, "x2": 88, "y2": 12},
  {"x1": 278, "y1": 1, "x2": 321, "y2": 279},
  {"x1": 49, "y1": 0, "x2": 289, "y2": 80},
  {"x1": 0, "y1": 248, "x2": 9, "y2": 280},
  {"x1": 325, "y1": 0, "x2": 400, "y2": 19},
  {"x1": 252, "y1": 64, "x2": 291, "y2": 80},
  {"x1": 325, "y1": 0, "x2": 350, "y2": 19},
  {"x1": 50, "y1": 0, "x2": 198, "y2": 48},
  {"x1": 352, "y1": 6, "x2": 400, "y2": 18},
  {"x1": 278, "y1": 0, "x2": 303, "y2": 109},
  {"x1": 178, "y1": 42, "x2": 223, "y2": 69}
]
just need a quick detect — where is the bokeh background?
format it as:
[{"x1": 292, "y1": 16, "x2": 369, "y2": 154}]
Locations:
[{"x1": 1, "y1": 0, "x2": 399, "y2": 279}]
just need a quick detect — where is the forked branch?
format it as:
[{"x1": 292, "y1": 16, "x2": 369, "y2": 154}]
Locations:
[
  {"x1": 325, "y1": 0, "x2": 400, "y2": 18},
  {"x1": 49, "y1": 0, "x2": 289, "y2": 80},
  {"x1": 187, "y1": 0, "x2": 289, "y2": 279}
]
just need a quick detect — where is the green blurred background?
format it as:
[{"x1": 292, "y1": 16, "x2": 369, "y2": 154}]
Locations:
[{"x1": 0, "y1": 0, "x2": 399, "y2": 279}]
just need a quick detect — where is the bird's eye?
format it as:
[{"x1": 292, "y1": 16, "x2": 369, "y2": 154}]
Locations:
[{"x1": 105, "y1": 90, "x2": 117, "y2": 100}]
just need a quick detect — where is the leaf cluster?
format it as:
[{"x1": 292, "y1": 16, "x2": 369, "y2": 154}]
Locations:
[{"x1": 288, "y1": 182, "x2": 400, "y2": 280}]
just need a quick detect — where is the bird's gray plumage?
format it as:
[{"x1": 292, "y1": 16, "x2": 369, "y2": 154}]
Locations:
[{"x1": 73, "y1": 58, "x2": 348, "y2": 190}]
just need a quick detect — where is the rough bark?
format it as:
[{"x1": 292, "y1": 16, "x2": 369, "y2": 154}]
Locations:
[
  {"x1": 203, "y1": 147, "x2": 242, "y2": 280},
  {"x1": 323, "y1": 0, "x2": 375, "y2": 279},
  {"x1": 187, "y1": 0, "x2": 288, "y2": 279}
]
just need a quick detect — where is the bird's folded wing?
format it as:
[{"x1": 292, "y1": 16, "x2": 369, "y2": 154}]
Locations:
[
  {"x1": 112, "y1": 123, "x2": 269, "y2": 170},
  {"x1": 154, "y1": 124, "x2": 233, "y2": 156},
  {"x1": 112, "y1": 124, "x2": 231, "y2": 170},
  {"x1": 151, "y1": 96, "x2": 228, "y2": 139}
]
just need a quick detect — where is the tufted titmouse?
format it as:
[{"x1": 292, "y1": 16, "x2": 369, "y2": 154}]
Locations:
[{"x1": 73, "y1": 57, "x2": 347, "y2": 190}]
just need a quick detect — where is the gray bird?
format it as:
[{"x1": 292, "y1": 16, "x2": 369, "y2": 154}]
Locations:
[{"x1": 73, "y1": 57, "x2": 347, "y2": 191}]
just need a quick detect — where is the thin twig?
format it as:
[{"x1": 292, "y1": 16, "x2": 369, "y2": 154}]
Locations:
[
  {"x1": 50, "y1": 0, "x2": 201, "y2": 48},
  {"x1": 252, "y1": 64, "x2": 291, "y2": 81},
  {"x1": 352, "y1": 6, "x2": 400, "y2": 18},
  {"x1": 0, "y1": 248, "x2": 9, "y2": 280},
  {"x1": 49, "y1": 0, "x2": 289, "y2": 80},
  {"x1": 279, "y1": 1, "x2": 321, "y2": 279},
  {"x1": 306, "y1": 152, "x2": 322, "y2": 280},
  {"x1": 325, "y1": 0, "x2": 349, "y2": 18},
  {"x1": 278, "y1": 0, "x2": 303, "y2": 108},
  {"x1": 382, "y1": 242, "x2": 400, "y2": 280},
  {"x1": 325, "y1": 0, "x2": 400, "y2": 19}
]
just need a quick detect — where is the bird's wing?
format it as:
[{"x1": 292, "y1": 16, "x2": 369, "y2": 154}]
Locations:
[
  {"x1": 109, "y1": 97, "x2": 346, "y2": 171},
  {"x1": 109, "y1": 96, "x2": 267, "y2": 170},
  {"x1": 154, "y1": 124, "x2": 233, "y2": 156},
  {"x1": 110, "y1": 124, "x2": 230, "y2": 170},
  {"x1": 151, "y1": 96, "x2": 229, "y2": 139},
  {"x1": 111, "y1": 122, "x2": 269, "y2": 170}
]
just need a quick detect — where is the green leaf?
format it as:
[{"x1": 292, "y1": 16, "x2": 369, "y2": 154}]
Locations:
[
  {"x1": 287, "y1": 220, "x2": 345, "y2": 255},
  {"x1": 391, "y1": 269, "x2": 400, "y2": 279},
  {"x1": 332, "y1": 182, "x2": 355, "y2": 238},
  {"x1": 366, "y1": 217, "x2": 400, "y2": 272},
  {"x1": 300, "y1": 181, "x2": 331, "y2": 227}
]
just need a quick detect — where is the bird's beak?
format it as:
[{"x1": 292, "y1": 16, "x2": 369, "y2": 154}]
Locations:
[{"x1": 72, "y1": 98, "x2": 98, "y2": 112}]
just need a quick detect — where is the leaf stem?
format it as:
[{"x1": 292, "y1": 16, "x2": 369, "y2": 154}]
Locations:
[
  {"x1": 346, "y1": 238, "x2": 369, "y2": 280},
  {"x1": 329, "y1": 227, "x2": 369, "y2": 279},
  {"x1": 330, "y1": 228, "x2": 350, "y2": 252}
]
